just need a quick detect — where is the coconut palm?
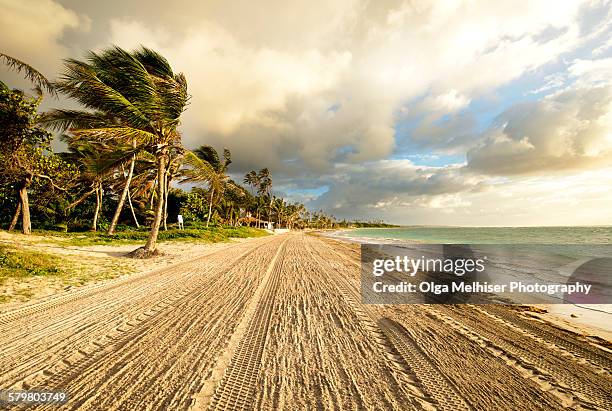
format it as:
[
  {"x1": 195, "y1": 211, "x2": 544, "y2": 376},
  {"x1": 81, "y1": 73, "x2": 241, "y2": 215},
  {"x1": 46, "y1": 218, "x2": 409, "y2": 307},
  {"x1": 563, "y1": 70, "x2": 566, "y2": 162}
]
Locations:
[
  {"x1": 60, "y1": 142, "x2": 117, "y2": 231},
  {"x1": 257, "y1": 168, "x2": 272, "y2": 197},
  {"x1": 257, "y1": 168, "x2": 273, "y2": 224},
  {"x1": 1, "y1": 53, "x2": 55, "y2": 95},
  {"x1": 181, "y1": 146, "x2": 233, "y2": 228},
  {"x1": 255, "y1": 197, "x2": 267, "y2": 228},
  {"x1": 285, "y1": 203, "x2": 305, "y2": 229},
  {"x1": 45, "y1": 46, "x2": 188, "y2": 256},
  {"x1": 243, "y1": 170, "x2": 259, "y2": 195},
  {"x1": 272, "y1": 197, "x2": 287, "y2": 228}
]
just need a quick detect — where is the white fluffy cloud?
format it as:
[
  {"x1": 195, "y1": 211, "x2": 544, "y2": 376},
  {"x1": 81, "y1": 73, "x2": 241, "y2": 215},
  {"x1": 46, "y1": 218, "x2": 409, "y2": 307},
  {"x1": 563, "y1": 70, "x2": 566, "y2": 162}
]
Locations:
[
  {"x1": 96, "y1": 0, "x2": 603, "y2": 176},
  {"x1": 467, "y1": 59, "x2": 612, "y2": 175},
  {"x1": 2, "y1": 0, "x2": 611, "y2": 224}
]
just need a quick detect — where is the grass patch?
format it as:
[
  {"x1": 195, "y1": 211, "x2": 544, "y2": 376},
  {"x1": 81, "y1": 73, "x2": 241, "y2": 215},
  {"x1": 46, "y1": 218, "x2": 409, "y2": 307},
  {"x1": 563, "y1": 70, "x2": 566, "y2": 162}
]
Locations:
[
  {"x1": 0, "y1": 243, "x2": 136, "y2": 305},
  {"x1": 0, "y1": 245, "x2": 66, "y2": 281},
  {"x1": 28, "y1": 226, "x2": 269, "y2": 246}
]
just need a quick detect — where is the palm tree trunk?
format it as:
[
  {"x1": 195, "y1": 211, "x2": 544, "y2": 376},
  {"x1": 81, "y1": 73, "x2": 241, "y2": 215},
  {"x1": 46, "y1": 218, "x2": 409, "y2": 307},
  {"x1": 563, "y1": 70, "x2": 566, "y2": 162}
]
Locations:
[
  {"x1": 206, "y1": 187, "x2": 214, "y2": 228},
  {"x1": 8, "y1": 202, "x2": 21, "y2": 231},
  {"x1": 144, "y1": 152, "x2": 167, "y2": 252},
  {"x1": 127, "y1": 187, "x2": 139, "y2": 228},
  {"x1": 268, "y1": 192, "x2": 273, "y2": 229},
  {"x1": 92, "y1": 183, "x2": 101, "y2": 231},
  {"x1": 149, "y1": 179, "x2": 157, "y2": 210},
  {"x1": 108, "y1": 155, "x2": 136, "y2": 235},
  {"x1": 19, "y1": 179, "x2": 32, "y2": 235},
  {"x1": 163, "y1": 172, "x2": 171, "y2": 231}
]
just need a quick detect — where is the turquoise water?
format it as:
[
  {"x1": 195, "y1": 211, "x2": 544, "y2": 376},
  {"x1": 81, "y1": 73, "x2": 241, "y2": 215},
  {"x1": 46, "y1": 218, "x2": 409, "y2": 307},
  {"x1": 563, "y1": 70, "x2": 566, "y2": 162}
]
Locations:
[{"x1": 336, "y1": 226, "x2": 612, "y2": 244}]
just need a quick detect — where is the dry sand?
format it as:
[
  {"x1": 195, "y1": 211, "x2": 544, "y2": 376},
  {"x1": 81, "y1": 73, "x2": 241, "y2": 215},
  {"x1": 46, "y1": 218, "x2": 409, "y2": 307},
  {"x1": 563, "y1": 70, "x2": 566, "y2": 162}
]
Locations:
[{"x1": 0, "y1": 232, "x2": 610, "y2": 410}]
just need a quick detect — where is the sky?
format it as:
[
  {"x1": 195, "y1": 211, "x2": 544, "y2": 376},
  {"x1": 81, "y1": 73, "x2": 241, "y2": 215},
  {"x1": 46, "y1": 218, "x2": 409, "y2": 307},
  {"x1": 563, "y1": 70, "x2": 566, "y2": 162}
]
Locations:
[{"x1": 1, "y1": 0, "x2": 611, "y2": 226}]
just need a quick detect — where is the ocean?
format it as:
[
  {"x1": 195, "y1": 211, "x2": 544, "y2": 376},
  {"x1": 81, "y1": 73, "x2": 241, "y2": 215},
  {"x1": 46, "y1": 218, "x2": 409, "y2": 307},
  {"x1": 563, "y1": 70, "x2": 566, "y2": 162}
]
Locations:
[{"x1": 333, "y1": 226, "x2": 612, "y2": 244}]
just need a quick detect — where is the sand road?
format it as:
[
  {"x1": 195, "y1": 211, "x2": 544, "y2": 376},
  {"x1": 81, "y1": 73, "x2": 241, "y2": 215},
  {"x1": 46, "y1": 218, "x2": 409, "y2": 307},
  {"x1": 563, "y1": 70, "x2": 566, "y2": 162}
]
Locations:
[{"x1": 0, "y1": 232, "x2": 610, "y2": 410}]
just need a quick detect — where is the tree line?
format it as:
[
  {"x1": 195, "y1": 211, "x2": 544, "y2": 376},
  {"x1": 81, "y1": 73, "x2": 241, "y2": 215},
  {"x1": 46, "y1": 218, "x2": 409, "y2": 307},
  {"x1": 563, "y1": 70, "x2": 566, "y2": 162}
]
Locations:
[{"x1": 1, "y1": 47, "x2": 374, "y2": 257}]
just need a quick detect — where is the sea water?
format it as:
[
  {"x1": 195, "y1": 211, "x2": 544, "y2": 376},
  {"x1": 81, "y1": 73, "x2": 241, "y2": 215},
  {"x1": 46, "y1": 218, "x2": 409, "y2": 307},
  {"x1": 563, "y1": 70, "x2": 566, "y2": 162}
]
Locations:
[{"x1": 335, "y1": 226, "x2": 612, "y2": 245}]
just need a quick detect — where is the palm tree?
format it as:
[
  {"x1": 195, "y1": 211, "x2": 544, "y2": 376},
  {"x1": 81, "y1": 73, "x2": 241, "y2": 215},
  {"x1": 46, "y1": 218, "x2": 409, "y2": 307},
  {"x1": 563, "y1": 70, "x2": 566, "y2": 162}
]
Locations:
[
  {"x1": 45, "y1": 46, "x2": 188, "y2": 256},
  {"x1": 286, "y1": 203, "x2": 305, "y2": 229},
  {"x1": 1, "y1": 53, "x2": 56, "y2": 234},
  {"x1": 272, "y1": 197, "x2": 287, "y2": 228},
  {"x1": 257, "y1": 168, "x2": 273, "y2": 225},
  {"x1": 162, "y1": 146, "x2": 185, "y2": 230},
  {"x1": 243, "y1": 170, "x2": 259, "y2": 195},
  {"x1": 61, "y1": 142, "x2": 117, "y2": 231},
  {"x1": 255, "y1": 197, "x2": 267, "y2": 229},
  {"x1": 181, "y1": 146, "x2": 233, "y2": 228}
]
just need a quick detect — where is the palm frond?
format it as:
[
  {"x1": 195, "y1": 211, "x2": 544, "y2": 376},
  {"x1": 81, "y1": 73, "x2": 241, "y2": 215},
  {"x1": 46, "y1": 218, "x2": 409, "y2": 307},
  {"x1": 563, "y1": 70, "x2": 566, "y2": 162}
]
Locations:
[
  {"x1": 69, "y1": 127, "x2": 159, "y2": 145},
  {"x1": 0, "y1": 53, "x2": 56, "y2": 95},
  {"x1": 55, "y1": 59, "x2": 152, "y2": 129},
  {"x1": 193, "y1": 145, "x2": 221, "y2": 170},
  {"x1": 132, "y1": 47, "x2": 174, "y2": 78},
  {"x1": 39, "y1": 109, "x2": 116, "y2": 132},
  {"x1": 180, "y1": 151, "x2": 216, "y2": 183}
]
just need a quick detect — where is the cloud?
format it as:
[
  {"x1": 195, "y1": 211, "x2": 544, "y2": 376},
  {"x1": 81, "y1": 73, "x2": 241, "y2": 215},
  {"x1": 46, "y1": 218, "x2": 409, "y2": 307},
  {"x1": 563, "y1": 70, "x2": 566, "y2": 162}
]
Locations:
[
  {"x1": 310, "y1": 163, "x2": 612, "y2": 226},
  {"x1": 467, "y1": 60, "x2": 612, "y2": 175},
  {"x1": 308, "y1": 159, "x2": 485, "y2": 214},
  {"x1": 96, "y1": 0, "x2": 602, "y2": 177},
  {"x1": 0, "y1": 0, "x2": 89, "y2": 76}
]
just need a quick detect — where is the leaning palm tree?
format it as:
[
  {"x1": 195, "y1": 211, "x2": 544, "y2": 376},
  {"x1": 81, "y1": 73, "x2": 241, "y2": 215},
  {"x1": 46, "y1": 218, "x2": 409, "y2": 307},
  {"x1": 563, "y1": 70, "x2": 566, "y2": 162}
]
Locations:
[
  {"x1": 106, "y1": 139, "x2": 140, "y2": 235},
  {"x1": 1, "y1": 53, "x2": 56, "y2": 95},
  {"x1": 60, "y1": 142, "x2": 117, "y2": 231},
  {"x1": 44, "y1": 46, "x2": 188, "y2": 256},
  {"x1": 181, "y1": 146, "x2": 233, "y2": 227}
]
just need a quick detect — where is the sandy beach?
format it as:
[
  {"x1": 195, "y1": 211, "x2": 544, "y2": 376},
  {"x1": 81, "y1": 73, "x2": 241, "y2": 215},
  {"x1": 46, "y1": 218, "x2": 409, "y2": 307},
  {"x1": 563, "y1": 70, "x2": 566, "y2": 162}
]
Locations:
[
  {"x1": 0, "y1": 230, "x2": 246, "y2": 311},
  {"x1": 0, "y1": 232, "x2": 610, "y2": 410}
]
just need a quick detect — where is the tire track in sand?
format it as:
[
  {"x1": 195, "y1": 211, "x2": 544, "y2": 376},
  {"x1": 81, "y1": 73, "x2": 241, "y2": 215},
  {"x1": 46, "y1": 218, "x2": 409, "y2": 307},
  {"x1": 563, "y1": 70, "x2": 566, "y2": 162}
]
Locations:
[
  {"x1": 304, "y1": 235, "x2": 468, "y2": 410},
  {"x1": 436, "y1": 305, "x2": 612, "y2": 409},
  {"x1": 422, "y1": 305, "x2": 597, "y2": 409},
  {"x1": 479, "y1": 305, "x2": 612, "y2": 374},
  {"x1": 1, "y1": 236, "x2": 284, "y2": 411},
  {"x1": 0, "y1": 237, "x2": 277, "y2": 393},
  {"x1": 377, "y1": 318, "x2": 472, "y2": 411},
  {"x1": 201, "y1": 238, "x2": 288, "y2": 411},
  {"x1": 312, "y1": 236, "x2": 592, "y2": 410}
]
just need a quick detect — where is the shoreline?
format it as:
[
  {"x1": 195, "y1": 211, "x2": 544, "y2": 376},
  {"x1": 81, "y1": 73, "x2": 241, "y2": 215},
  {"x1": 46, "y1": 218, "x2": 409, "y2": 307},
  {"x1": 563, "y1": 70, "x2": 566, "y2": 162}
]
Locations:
[{"x1": 326, "y1": 229, "x2": 612, "y2": 343}]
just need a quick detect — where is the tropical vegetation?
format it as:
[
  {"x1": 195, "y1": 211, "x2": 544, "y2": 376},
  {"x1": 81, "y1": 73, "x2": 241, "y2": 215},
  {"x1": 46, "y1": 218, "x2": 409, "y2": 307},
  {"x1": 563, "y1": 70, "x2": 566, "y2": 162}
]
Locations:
[{"x1": 0, "y1": 47, "x2": 390, "y2": 257}]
